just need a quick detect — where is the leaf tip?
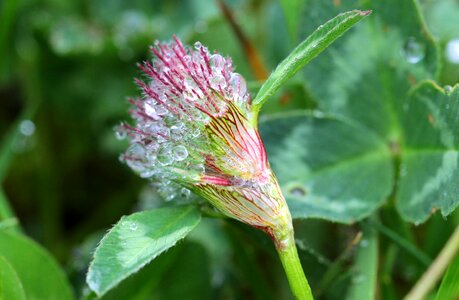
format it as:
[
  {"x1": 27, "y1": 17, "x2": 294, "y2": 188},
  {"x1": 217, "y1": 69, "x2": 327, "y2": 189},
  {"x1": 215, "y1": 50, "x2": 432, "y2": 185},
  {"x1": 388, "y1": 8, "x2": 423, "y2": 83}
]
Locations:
[{"x1": 360, "y1": 10, "x2": 372, "y2": 16}]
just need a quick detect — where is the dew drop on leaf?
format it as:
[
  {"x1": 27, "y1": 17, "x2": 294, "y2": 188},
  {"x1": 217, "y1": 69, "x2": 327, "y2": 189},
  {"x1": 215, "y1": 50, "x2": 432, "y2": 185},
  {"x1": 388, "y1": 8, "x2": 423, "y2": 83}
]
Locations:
[
  {"x1": 445, "y1": 38, "x2": 459, "y2": 64},
  {"x1": 402, "y1": 37, "x2": 425, "y2": 64},
  {"x1": 352, "y1": 274, "x2": 365, "y2": 283},
  {"x1": 129, "y1": 222, "x2": 138, "y2": 231},
  {"x1": 290, "y1": 187, "x2": 306, "y2": 196},
  {"x1": 19, "y1": 120, "x2": 36, "y2": 136}
]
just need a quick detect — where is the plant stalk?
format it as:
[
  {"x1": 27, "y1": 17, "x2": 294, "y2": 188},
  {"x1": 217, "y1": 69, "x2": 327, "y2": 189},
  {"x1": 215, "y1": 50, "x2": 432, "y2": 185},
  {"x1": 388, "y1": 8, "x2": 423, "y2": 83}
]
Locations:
[
  {"x1": 275, "y1": 231, "x2": 314, "y2": 300},
  {"x1": 404, "y1": 225, "x2": 459, "y2": 300}
]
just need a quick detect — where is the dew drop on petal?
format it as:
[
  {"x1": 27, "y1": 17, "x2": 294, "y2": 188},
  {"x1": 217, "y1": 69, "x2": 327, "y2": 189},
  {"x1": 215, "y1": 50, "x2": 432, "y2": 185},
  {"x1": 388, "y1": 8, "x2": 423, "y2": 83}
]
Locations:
[
  {"x1": 127, "y1": 143, "x2": 145, "y2": 158},
  {"x1": 170, "y1": 125, "x2": 183, "y2": 139},
  {"x1": 230, "y1": 73, "x2": 247, "y2": 100},
  {"x1": 209, "y1": 54, "x2": 225, "y2": 71},
  {"x1": 172, "y1": 145, "x2": 188, "y2": 161},
  {"x1": 194, "y1": 41, "x2": 202, "y2": 50},
  {"x1": 402, "y1": 37, "x2": 425, "y2": 64},
  {"x1": 181, "y1": 187, "x2": 191, "y2": 198},
  {"x1": 193, "y1": 164, "x2": 205, "y2": 173},
  {"x1": 191, "y1": 128, "x2": 201, "y2": 138},
  {"x1": 140, "y1": 169, "x2": 156, "y2": 178},
  {"x1": 210, "y1": 74, "x2": 227, "y2": 89},
  {"x1": 155, "y1": 105, "x2": 168, "y2": 116},
  {"x1": 144, "y1": 102, "x2": 156, "y2": 117},
  {"x1": 157, "y1": 146, "x2": 173, "y2": 165}
]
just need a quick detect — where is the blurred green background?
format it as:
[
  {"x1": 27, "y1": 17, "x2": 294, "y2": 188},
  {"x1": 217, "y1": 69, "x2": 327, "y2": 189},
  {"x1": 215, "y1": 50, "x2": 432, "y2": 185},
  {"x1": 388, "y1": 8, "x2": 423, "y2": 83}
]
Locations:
[{"x1": 1, "y1": 0, "x2": 459, "y2": 299}]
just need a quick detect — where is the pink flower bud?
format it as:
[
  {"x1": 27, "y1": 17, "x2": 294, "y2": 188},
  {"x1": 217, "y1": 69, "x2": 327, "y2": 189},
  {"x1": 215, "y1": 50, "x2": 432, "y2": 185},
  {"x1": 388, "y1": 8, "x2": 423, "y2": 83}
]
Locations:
[{"x1": 119, "y1": 36, "x2": 292, "y2": 240}]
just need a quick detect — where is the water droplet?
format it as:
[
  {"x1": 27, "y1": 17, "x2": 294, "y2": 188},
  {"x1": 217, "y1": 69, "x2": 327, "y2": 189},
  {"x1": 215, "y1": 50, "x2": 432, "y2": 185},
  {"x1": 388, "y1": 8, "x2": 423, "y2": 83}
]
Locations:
[
  {"x1": 157, "y1": 146, "x2": 173, "y2": 165},
  {"x1": 172, "y1": 145, "x2": 188, "y2": 161},
  {"x1": 230, "y1": 73, "x2": 247, "y2": 100},
  {"x1": 445, "y1": 38, "x2": 459, "y2": 64},
  {"x1": 129, "y1": 222, "x2": 138, "y2": 231},
  {"x1": 155, "y1": 104, "x2": 168, "y2": 116},
  {"x1": 181, "y1": 188, "x2": 191, "y2": 198},
  {"x1": 312, "y1": 110, "x2": 325, "y2": 118},
  {"x1": 360, "y1": 239, "x2": 369, "y2": 248},
  {"x1": 19, "y1": 120, "x2": 35, "y2": 136},
  {"x1": 140, "y1": 169, "x2": 155, "y2": 178},
  {"x1": 193, "y1": 164, "x2": 205, "y2": 173},
  {"x1": 191, "y1": 128, "x2": 201, "y2": 138},
  {"x1": 210, "y1": 74, "x2": 227, "y2": 89},
  {"x1": 194, "y1": 41, "x2": 202, "y2": 50},
  {"x1": 444, "y1": 85, "x2": 453, "y2": 94},
  {"x1": 402, "y1": 37, "x2": 425, "y2": 64},
  {"x1": 290, "y1": 187, "x2": 306, "y2": 196},
  {"x1": 144, "y1": 102, "x2": 157, "y2": 117},
  {"x1": 127, "y1": 143, "x2": 145, "y2": 158},
  {"x1": 183, "y1": 77, "x2": 200, "y2": 101},
  {"x1": 114, "y1": 125, "x2": 127, "y2": 140},
  {"x1": 353, "y1": 274, "x2": 365, "y2": 283},
  {"x1": 209, "y1": 54, "x2": 225, "y2": 71}
]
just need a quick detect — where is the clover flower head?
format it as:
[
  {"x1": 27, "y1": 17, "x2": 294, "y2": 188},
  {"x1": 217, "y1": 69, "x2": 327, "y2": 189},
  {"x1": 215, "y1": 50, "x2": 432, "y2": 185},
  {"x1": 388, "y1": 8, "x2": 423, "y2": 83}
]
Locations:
[{"x1": 117, "y1": 36, "x2": 291, "y2": 238}]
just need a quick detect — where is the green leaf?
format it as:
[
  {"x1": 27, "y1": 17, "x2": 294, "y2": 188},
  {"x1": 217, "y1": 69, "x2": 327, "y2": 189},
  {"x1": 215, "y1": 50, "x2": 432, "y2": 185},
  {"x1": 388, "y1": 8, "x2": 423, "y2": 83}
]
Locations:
[
  {"x1": 155, "y1": 242, "x2": 212, "y2": 300},
  {"x1": 252, "y1": 9, "x2": 371, "y2": 110},
  {"x1": 260, "y1": 112, "x2": 393, "y2": 223},
  {"x1": 0, "y1": 231, "x2": 73, "y2": 300},
  {"x1": 292, "y1": 0, "x2": 458, "y2": 223},
  {"x1": 397, "y1": 82, "x2": 459, "y2": 223},
  {"x1": 0, "y1": 255, "x2": 26, "y2": 300},
  {"x1": 299, "y1": 0, "x2": 438, "y2": 143},
  {"x1": 86, "y1": 205, "x2": 201, "y2": 296},
  {"x1": 84, "y1": 242, "x2": 182, "y2": 300},
  {"x1": 435, "y1": 253, "x2": 459, "y2": 300}
]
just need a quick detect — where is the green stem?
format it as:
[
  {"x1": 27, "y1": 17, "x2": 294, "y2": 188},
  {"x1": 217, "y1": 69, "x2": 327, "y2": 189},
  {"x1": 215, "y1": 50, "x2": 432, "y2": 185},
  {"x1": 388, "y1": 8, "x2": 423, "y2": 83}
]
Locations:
[
  {"x1": 347, "y1": 220, "x2": 379, "y2": 300},
  {"x1": 404, "y1": 225, "x2": 459, "y2": 300},
  {"x1": 275, "y1": 231, "x2": 314, "y2": 300}
]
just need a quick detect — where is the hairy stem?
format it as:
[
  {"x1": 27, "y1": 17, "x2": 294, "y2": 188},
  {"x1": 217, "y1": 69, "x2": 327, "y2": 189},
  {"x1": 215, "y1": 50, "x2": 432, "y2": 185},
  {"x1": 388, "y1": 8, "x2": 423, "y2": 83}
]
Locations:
[
  {"x1": 275, "y1": 230, "x2": 314, "y2": 300},
  {"x1": 404, "y1": 225, "x2": 459, "y2": 300}
]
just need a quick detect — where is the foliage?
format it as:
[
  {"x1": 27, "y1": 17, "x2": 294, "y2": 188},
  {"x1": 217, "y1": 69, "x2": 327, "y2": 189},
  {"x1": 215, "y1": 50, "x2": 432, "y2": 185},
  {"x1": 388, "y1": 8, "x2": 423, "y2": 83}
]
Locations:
[{"x1": 1, "y1": 0, "x2": 459, "y2": 299}]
